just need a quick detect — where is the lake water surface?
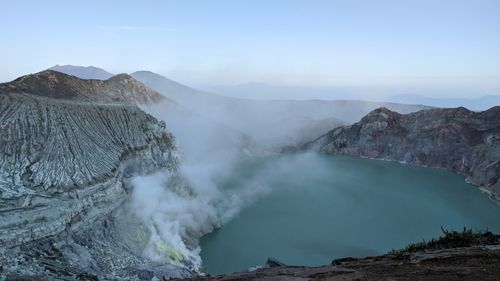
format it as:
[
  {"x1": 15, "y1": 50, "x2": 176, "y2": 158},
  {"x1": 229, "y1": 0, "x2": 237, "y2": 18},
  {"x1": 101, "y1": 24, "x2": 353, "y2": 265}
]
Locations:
[{"x1": 200, "y1": 153, "x2": 500, "y2": 275}]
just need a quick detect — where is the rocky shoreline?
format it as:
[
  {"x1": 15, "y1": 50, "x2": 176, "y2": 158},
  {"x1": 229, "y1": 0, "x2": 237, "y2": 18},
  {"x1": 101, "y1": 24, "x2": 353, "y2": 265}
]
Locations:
[{"x1": 303, "y1": 106, "x2": 500, "y2": 200}]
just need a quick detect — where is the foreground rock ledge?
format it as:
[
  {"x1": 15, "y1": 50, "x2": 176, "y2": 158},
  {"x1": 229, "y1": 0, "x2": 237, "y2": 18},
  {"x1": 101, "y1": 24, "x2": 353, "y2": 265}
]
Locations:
[{"x1": 179, "y1": 245, "x2": 500, "y2": 281}]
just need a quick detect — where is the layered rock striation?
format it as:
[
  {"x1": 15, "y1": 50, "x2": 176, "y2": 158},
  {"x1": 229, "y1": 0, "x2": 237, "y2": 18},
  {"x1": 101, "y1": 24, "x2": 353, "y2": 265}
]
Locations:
[
  {"x1": 304, "y1": 106, "x2": 500, "y2": 199},
  {"x1": 0, "y1": 92, "x2": 177, "y2": 243},
  {"x1": 0, "y1": 72, "x2": 186, "y2": 279}
]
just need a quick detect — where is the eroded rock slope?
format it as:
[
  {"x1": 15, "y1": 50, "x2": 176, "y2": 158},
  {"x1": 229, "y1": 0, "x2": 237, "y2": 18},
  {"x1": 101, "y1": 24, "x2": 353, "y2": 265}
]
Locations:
[{"x1": 0, "y1": 72, "x2": 188, "y2": 280}]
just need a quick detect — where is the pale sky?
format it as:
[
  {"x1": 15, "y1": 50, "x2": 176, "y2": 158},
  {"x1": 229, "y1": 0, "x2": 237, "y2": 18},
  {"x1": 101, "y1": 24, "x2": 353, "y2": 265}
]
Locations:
[{"x1": 1, "y1": 0, "x2": 499, "y2": 93}]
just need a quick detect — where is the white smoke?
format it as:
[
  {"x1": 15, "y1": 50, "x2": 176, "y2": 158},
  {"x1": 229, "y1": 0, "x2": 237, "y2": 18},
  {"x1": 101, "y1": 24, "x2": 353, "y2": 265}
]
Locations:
[
  {"x1": 128, "y1": 171, "x2": 217, "y2": 270},
  {"x1": 125, "y1": 73, "x2": 446, "y2": 273},
  {"x1": 127, "y1": 102, "x2": 272, "y2": 271},
  {"x1": 130, "y1": 89, "x2": 378, "y2": 270}
]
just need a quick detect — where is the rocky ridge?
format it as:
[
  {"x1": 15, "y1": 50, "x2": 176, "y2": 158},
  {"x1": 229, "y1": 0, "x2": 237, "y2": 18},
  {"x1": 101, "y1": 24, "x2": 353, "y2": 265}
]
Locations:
[
  {"x1": 0, "y1": 73, "x2": 189, "y2": 279},
  {"x1": 0, "y1": 70, "x2": 169, "y2": 104},
  {"x1": 304, "y1": 106, "x2": 500, "y2": 199}
]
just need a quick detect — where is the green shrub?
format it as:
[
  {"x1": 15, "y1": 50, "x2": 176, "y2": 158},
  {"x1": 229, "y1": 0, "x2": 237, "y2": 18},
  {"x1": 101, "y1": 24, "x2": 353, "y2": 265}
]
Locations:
[{"x1": 389, "y1": 227, "x2": 498, "y2": 255}]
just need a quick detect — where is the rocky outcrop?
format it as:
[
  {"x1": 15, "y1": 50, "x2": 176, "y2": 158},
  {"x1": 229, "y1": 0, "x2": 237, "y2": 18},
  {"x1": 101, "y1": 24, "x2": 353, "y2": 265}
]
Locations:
[
  {"x1": 0, "y1": 70, "x2": 170, "y2": 104},
  {"x1": 0, "y1": 73, "x2": 185, "y2": 279},
  {"x1": 304, "y1": 106, "x2": 500, "y2": 199}
]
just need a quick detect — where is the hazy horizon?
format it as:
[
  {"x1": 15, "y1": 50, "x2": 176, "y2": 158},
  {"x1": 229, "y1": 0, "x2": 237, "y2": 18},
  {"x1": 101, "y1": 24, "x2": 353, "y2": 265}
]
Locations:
[{"x1": 2, "y1": 64, "x2": 500, "y2": 104}]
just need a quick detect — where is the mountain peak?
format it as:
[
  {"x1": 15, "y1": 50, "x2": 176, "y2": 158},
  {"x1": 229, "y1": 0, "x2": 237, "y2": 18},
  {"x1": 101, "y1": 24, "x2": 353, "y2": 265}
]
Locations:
[
  {"x1": 130, "y1": 70, "x2": 178, "y2": 83},
  {"x1": 107, "y1": 73, "x2": 134, "y2": 81},
  {"x1": 0, "y1": 70, "x2": 169, "y2": 105},
  {"x1": 371, "y1": 106, "x2": 393, "y2": 114},
  {"x1": 362, "y1": 106, "x2": 399, "y2": 121},
  {"x1": 17, "y1": 69, "x2": 67, "y2": 81},
  {"x1": 130, "y1": 70, "x2": 201, "y2": 95},
  {"x1": 49, "y1": 64, "x2": 114, "y2": 80},
  {"x1": 131, "y1": 70, "x2": 160, "y2": 76}
]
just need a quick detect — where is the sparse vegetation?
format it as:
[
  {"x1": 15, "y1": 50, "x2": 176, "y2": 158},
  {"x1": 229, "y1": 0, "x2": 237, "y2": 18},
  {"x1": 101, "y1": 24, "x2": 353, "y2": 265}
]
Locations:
[{"x1": 390, "y1": 227, "x2": 499, "y2": 255}]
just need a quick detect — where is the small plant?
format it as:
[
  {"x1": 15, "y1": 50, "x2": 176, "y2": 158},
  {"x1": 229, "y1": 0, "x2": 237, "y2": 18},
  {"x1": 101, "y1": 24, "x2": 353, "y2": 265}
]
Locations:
[{"x1": 389, "y1": 227, "x2": 499, "y2": 255}]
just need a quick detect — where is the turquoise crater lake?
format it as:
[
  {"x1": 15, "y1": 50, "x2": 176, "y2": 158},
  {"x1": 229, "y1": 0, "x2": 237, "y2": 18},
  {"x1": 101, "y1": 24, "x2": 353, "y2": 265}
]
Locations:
[{"x1": 200, "y1": 153, "x2": 500, "y2": 275}]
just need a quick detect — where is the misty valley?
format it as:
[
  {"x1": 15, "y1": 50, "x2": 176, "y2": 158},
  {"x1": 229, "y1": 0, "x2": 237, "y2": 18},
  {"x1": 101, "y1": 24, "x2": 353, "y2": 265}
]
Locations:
[{"x1": 126, "y1": 148, "x2": 500, "y2": 276}]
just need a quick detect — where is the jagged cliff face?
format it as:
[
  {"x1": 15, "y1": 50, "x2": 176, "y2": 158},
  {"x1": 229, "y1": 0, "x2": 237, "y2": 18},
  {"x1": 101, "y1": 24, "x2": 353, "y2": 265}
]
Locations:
[
  {"x1": 0, "y1": 92, "x2": 177, "y2": 199},
  {"x1": 306, "y1": 106, "x2": 500, "y2": 198},
  {"x1": 0, "y1": 70, "x2": 169, "y2": 104},
  {"x1": 0, "y1": 73, "x2": 189, "y2": 279},
  {"x1": 0, "y1": 92, "x2": 178, "y2": 241}
]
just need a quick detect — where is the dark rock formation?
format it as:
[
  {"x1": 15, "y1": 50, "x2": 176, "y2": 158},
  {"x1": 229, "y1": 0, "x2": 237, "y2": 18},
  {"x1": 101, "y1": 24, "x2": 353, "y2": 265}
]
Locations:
[
  {"x1": 265, "y1": 257, "x2": 287, "y2": 268},
  {"x1": 0, "y1": 72, "x2": 186, "y2": 280},
  {"x1": 304, "y1": 106, "x2": 500, "y2": 199}
]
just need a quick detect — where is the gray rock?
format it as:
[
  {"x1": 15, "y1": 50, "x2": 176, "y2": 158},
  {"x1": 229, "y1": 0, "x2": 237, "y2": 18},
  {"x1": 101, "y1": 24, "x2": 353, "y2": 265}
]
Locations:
[{"x1": 266, "y1": 257, "x2": 287, "y2": 268}]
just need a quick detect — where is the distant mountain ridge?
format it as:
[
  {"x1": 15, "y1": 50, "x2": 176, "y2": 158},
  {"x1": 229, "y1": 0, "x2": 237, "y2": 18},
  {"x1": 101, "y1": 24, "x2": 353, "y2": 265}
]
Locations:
[
  {"x1": 130, "y1": 70, "x2": 431, "y2": 144},
  {"x1": 42, "y1": 65, "x2": 432, "y2": 144},
  {"x1": 0, "y1": 70, "x2": 169, "y2": 105},
  {"x1": 130, "y1": 70, "x2": 226, "y2": 105},
  {"x1": 205, "y1": 82, "x2": 500, "y2": 111},
  {"x1": 206, "y1": 82, "x2": 356, "y2": 100},
  {"x1": 386, "y1": 94, "x2": 500, "y2": 111},
  {"x1": 49, "y1": 64, "x2": 114, "y2": 80},
  {"x1": 48, "y1": 65, "x2": 500, "y2": 111}
]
